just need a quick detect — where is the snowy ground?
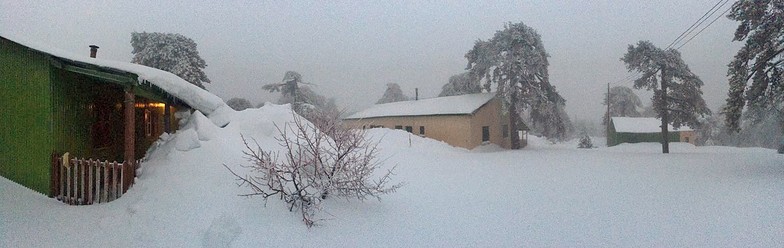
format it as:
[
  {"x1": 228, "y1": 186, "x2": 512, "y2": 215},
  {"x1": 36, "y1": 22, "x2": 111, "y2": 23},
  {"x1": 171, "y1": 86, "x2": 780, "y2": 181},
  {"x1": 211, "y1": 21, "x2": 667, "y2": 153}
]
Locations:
[{"x1": 2, "y1": 104, "x2": 783, "y2": 247}]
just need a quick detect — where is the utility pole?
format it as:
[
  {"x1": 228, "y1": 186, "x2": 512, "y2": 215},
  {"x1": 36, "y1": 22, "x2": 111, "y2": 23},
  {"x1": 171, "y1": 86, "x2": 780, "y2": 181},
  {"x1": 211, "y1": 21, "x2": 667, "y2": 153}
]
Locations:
[
  {"x1": 606, "y1": 83, "x2": 610, "y2": 146},
  {"x1": 660, "y1": 67, "x2": 670, "y2": 154}
]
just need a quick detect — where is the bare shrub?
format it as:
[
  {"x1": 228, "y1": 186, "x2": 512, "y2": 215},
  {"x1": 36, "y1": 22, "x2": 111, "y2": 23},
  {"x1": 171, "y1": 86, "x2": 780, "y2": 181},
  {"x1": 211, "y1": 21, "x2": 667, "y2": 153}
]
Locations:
[{"x1": 225, "y1": 113, "x2": 401, "y2": 227}]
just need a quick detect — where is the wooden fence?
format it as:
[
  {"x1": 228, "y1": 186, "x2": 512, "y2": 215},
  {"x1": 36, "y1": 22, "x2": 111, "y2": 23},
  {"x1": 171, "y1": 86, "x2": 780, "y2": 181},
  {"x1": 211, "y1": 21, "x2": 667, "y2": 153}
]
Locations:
[{"x1": 51, "y1": 153, "x2": 137, "y2": 205}]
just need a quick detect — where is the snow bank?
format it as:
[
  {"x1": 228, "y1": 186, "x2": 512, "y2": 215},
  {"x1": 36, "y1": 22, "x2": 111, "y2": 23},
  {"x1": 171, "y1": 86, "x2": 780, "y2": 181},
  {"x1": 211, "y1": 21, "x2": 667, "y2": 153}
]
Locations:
[
  {"x1": 2, "y1": 103, "x2": 783, "y2": 247},
  {"x1": 0, "y1": 33, "x2": 232, "y2": 126},
  {"x1": 174, "y1": 129, "x2": 201, "y2": 151}
]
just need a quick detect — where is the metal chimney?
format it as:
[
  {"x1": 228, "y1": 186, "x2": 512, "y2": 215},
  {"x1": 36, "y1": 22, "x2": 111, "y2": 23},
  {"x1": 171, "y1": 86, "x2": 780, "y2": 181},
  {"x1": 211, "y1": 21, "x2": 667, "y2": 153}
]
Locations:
[
  {"x1": 89, "y1": 45, "x2": 99, "y2": 58},
  {"x1": 415, "y1": 88, "x2": 419, "y2": 100}
]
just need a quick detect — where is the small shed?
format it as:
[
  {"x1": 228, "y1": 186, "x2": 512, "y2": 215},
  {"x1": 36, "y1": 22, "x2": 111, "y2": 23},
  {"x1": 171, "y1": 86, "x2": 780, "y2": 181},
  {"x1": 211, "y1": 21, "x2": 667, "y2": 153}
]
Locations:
[
  {"x1": 0, "y1": 34, "x2": 226, "y2": 199},
  {"x1": 607, "y1": 117, "x2": 695, "y2": 146},
  {"x1": 343, "y1": 93, "x2": 520, "y2": 149}
]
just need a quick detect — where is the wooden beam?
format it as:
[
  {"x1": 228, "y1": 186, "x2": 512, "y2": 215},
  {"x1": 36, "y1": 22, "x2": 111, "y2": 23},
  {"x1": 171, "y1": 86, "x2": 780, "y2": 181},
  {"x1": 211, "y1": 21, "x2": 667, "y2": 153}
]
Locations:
[
  {"x1": 123, "y1": 88, "x2": 135, "y2": 191},
  {"x1": 164, "y1": 102, "x2": 171, "y2": 133}
]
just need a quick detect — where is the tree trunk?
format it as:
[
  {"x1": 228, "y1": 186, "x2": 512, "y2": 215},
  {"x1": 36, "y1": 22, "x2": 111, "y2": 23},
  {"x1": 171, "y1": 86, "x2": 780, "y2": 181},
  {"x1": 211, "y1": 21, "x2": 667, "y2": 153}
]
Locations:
[
  {"x1": 509, "y1": 93, "x2": 521, "y2": 150},
  {"x1": 660, "y1": 67, "x2": 670, "y2": 154}
]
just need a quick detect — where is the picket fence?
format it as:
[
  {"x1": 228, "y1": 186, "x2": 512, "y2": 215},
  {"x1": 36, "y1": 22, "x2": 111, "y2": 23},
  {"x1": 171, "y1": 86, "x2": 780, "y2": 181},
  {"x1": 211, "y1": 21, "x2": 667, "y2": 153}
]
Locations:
[{"x1": 51, "y1": 153, "x2": 137, "y2": 205}]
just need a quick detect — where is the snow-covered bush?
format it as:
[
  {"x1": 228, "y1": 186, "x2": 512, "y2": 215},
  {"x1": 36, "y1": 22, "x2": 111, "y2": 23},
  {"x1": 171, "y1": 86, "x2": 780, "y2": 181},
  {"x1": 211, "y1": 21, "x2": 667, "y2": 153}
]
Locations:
[
  {"x1": 225, "y1": 113, "x2": 401, "y2": 227},
  {"x1": 577, "y1": 135, "x2": 593, "y2": 149}
]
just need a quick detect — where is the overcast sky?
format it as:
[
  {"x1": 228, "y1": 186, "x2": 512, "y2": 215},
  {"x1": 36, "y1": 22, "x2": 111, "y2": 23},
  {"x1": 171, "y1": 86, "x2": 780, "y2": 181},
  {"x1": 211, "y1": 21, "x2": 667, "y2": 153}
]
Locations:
[{"x1": 1, "y1": 0, "x2": 741, "y2": 123}]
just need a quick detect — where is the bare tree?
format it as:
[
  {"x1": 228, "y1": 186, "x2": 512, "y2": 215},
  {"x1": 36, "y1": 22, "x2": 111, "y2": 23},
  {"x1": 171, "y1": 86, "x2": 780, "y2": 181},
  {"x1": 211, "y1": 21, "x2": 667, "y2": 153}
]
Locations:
[{"x1": 224, "y1": 113, "x2": 401, "y2": 227}]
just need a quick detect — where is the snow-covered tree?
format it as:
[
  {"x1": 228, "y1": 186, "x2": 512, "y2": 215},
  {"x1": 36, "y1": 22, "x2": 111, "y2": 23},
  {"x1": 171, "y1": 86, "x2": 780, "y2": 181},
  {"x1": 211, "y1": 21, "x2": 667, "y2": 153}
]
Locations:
[
  {"x1": 226, "y1": 97, "x2": 252, "y2": 111},
  {"x1": 465, "y1": 22, "x2": 568, "y2": 148},
  {"x1": 528, "y1": 100, "x2": 573, "y2": 141},
  {"x1": 573, "y1": 118, "x2": 601, "y2": 137},
  {"x1": 376, "y1": 83, "x2": 409, "y2": 104},
  {"x1": 263, "y1": 71, "x2": 338, "y2": 118},
  {"x1": 723, "y1": 0, "x2": 784, "y2": 133},
  {"x1": 700, "y1": 106, "x2": 783, "y2": 149},
  {"x1": 621, "y1": 40, "x2": 711, "y2": 153},
  {"x1": 130, "y1": 32, "x2": 210, "y2": 89},
  {"x1": 641, "y1": 104, "x2": 658, "y2": 117},
  {"x1": 602, "y1": 86, "x2": 643, "y2": 126},
  {"x1": 577, "y1": 134, "x2": 593, "y2": 149},
  {"x1": 438, "y1": 72, "x2": 481, "y2": 97}
]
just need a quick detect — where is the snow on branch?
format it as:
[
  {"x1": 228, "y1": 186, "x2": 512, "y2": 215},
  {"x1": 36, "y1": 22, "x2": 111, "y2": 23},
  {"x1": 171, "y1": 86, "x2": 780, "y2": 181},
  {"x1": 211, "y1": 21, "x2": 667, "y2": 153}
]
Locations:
[{"x1": 224, "y1": 113, "x2": 402, "y2": 227}]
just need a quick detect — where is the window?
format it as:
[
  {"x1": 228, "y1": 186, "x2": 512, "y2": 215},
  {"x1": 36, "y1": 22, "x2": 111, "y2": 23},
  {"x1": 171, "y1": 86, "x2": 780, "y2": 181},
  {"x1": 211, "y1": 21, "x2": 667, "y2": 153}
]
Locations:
[
  {"x1": 502, "y1": 124, "x2": 509, "y2": 138},
  {"x1": 419, "y1": 126, "x2": 425, "y2": 135},
  {"x1": 405, "y1": 126, "x2": 413, "y2": 133},
  {"x1": 395, "y1": 125, "x2": 403, "y2": 129},
  {"x1": 684, "y1": 137, "x2": 690, "y2": 143},
  {"x1": 482, "y1": 126, "x2": 490, "y2": 142}
]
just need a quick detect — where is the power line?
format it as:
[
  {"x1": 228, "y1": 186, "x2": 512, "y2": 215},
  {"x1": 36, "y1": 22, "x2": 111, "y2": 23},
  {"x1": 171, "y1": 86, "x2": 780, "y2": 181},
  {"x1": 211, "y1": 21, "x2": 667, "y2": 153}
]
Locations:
[
  {"x1": 611, "y1": 0, "x2": 731, "y2": 86},
  {"x1": 676, "y1": 4, "x2": 733, "y2": 50},
  {"x1": 666, "y1": 0, "x2": 727, "y2": 49}
]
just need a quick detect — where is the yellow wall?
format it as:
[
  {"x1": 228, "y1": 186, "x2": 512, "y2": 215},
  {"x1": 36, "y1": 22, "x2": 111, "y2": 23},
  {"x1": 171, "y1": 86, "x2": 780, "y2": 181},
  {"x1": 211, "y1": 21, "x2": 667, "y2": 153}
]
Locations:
[
  {"x1": 344, "y1": 99, "x2": 511, "y2": 149},
  {"x1": 679, "y1": 130, "x2": 696, "y2": 145}
]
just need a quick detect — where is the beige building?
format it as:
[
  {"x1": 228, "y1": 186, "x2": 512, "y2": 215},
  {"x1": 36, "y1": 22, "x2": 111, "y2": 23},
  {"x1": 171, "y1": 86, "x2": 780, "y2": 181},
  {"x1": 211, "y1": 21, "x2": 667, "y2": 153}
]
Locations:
[{"x1": 343, "y1": 93, "x2": 517, "y2": 149}]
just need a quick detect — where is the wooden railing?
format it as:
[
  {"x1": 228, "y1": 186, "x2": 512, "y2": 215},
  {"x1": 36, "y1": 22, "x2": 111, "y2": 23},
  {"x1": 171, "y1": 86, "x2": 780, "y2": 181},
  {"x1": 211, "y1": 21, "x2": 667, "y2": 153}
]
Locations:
[{"x1": 51, "y1": 153, "x2": 137, "y2": 205}]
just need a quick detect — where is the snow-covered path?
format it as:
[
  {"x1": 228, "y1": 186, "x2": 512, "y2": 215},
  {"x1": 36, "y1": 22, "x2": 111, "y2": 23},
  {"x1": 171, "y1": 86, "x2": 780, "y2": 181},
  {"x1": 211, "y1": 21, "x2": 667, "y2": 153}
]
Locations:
[{"x1": 2, "y1": 105, "x2": 783, "y2": 247}]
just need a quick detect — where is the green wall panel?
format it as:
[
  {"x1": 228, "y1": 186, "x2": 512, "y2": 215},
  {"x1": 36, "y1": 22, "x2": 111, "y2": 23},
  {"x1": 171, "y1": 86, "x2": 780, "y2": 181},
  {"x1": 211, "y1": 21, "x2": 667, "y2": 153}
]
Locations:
[{"x1": 0, "y1": 38, "x2": 54, "y2": 195}]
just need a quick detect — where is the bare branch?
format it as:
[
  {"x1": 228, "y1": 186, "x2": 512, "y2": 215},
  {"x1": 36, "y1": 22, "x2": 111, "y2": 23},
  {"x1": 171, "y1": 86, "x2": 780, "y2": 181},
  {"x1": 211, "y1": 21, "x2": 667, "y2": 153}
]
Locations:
[{"x1": 224, "y1": 113, "x2": 402, "y2": 227}]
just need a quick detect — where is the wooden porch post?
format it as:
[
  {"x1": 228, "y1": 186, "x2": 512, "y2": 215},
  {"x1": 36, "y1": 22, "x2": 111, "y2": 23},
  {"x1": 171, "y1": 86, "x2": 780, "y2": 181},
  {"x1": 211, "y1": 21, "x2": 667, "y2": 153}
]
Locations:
[
  {"x1": 164, "y1": 102, "x2": 171, "y2": 133},
  {"x1": 123, "y1": 88, "x2": 135, "y2": 191}
]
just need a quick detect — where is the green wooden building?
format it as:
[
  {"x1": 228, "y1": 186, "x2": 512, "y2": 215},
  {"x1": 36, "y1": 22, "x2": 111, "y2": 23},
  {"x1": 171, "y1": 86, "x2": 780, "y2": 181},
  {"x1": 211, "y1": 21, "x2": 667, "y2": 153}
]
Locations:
[
  {"x1": 607, "y1": 117, "x2": 695, "y2": 147},
  {"x1": 1, "y1": 35, "x2": 189, "y2": 196}
]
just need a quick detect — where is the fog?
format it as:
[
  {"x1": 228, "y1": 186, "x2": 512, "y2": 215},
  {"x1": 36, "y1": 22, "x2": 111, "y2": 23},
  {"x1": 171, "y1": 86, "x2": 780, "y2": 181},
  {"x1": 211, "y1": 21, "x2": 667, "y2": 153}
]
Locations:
[{"x1": 1, "y1": 0, "x2": 741, "y2": 123}]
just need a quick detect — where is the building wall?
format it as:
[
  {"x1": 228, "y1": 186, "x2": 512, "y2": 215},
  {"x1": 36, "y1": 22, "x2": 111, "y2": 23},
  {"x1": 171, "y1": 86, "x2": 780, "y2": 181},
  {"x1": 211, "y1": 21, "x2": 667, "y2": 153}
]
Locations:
[
  {"x1": 608, "y1": 120, "x2": 686, "y2": 146},
  {"x1": 679, "y1": 131, "x2": 696, "y2": 145},
  {"x1": 468, "y1": 98, "x2": 510, "y2": 149},
  {"x1": 50, "y1": 67, "x2": 120, "y2": 160},
  {"x1": 0, "y1": 38, "x2": 54, "y2": 194},
  {"x1": 345, "y1": 115, "x2": 474, "y2": 148},
  {"x1": 344, "y1": 99, "x2": 510, "y2": 149}
]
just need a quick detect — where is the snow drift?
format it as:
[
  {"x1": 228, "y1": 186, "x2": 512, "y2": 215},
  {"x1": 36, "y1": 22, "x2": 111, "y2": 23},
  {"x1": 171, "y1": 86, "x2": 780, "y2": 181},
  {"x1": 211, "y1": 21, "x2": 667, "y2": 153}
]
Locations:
[{"x1": 1, "y1": 103, "x2": 783, "y2": 247}]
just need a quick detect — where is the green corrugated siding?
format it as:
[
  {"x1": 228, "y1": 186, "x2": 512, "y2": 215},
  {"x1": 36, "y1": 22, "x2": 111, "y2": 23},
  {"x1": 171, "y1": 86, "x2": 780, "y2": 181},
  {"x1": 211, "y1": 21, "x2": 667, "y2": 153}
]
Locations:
[
  {"x1": 608, "y1": 120, "x2": 681, "y2": 146},
  {"x1": 50, "y1": 68, "x2": 99, "y2": 159},
  {"x1": 0, "y1": 38, "x2": 54, "y2": 195}
]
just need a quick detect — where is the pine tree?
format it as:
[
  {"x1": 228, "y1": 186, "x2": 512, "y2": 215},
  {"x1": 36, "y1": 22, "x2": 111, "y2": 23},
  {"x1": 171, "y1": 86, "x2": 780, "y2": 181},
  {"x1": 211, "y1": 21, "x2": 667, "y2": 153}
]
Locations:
[
  {"x1": 376, "y1": 83, "x2": 409, "y2": 104},
  {"x1": 621, "y1": 40, "x2": 711, "y2": 153},
  {"x1": 602, "y1": 86, "x2": 643, "y2": 126},
  {"x1": 263, "y1": 71, "x2": 338, "y2": 117},
  {"x1": 438, "y1": 72, "x2": 481, "y2": 97},
  {"x1": 130, "y1": 32, "x2": 210, "y2": 89},
  {"x1": 723, "y1": 0, "x2": 784, "y2": 133},
  {"x1": 578, "y1": 134, "x2": 593, "y2": 149},
  {"x1": 465, "y1": 22, "x2": 568, "y2": 148}
]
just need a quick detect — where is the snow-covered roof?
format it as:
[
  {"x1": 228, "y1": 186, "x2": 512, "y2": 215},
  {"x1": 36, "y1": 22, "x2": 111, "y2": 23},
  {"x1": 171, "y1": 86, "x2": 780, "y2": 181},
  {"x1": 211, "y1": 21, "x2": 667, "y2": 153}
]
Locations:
[
  {"x1": 0, "y1": 33, "x2": 226, "y2": 117},
  {"x1": 611, "y1": 117, "x2": 693, "y2": 133},
  {"x1": 344, "y1": 93, "x2": 496, "y2": 119}
]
